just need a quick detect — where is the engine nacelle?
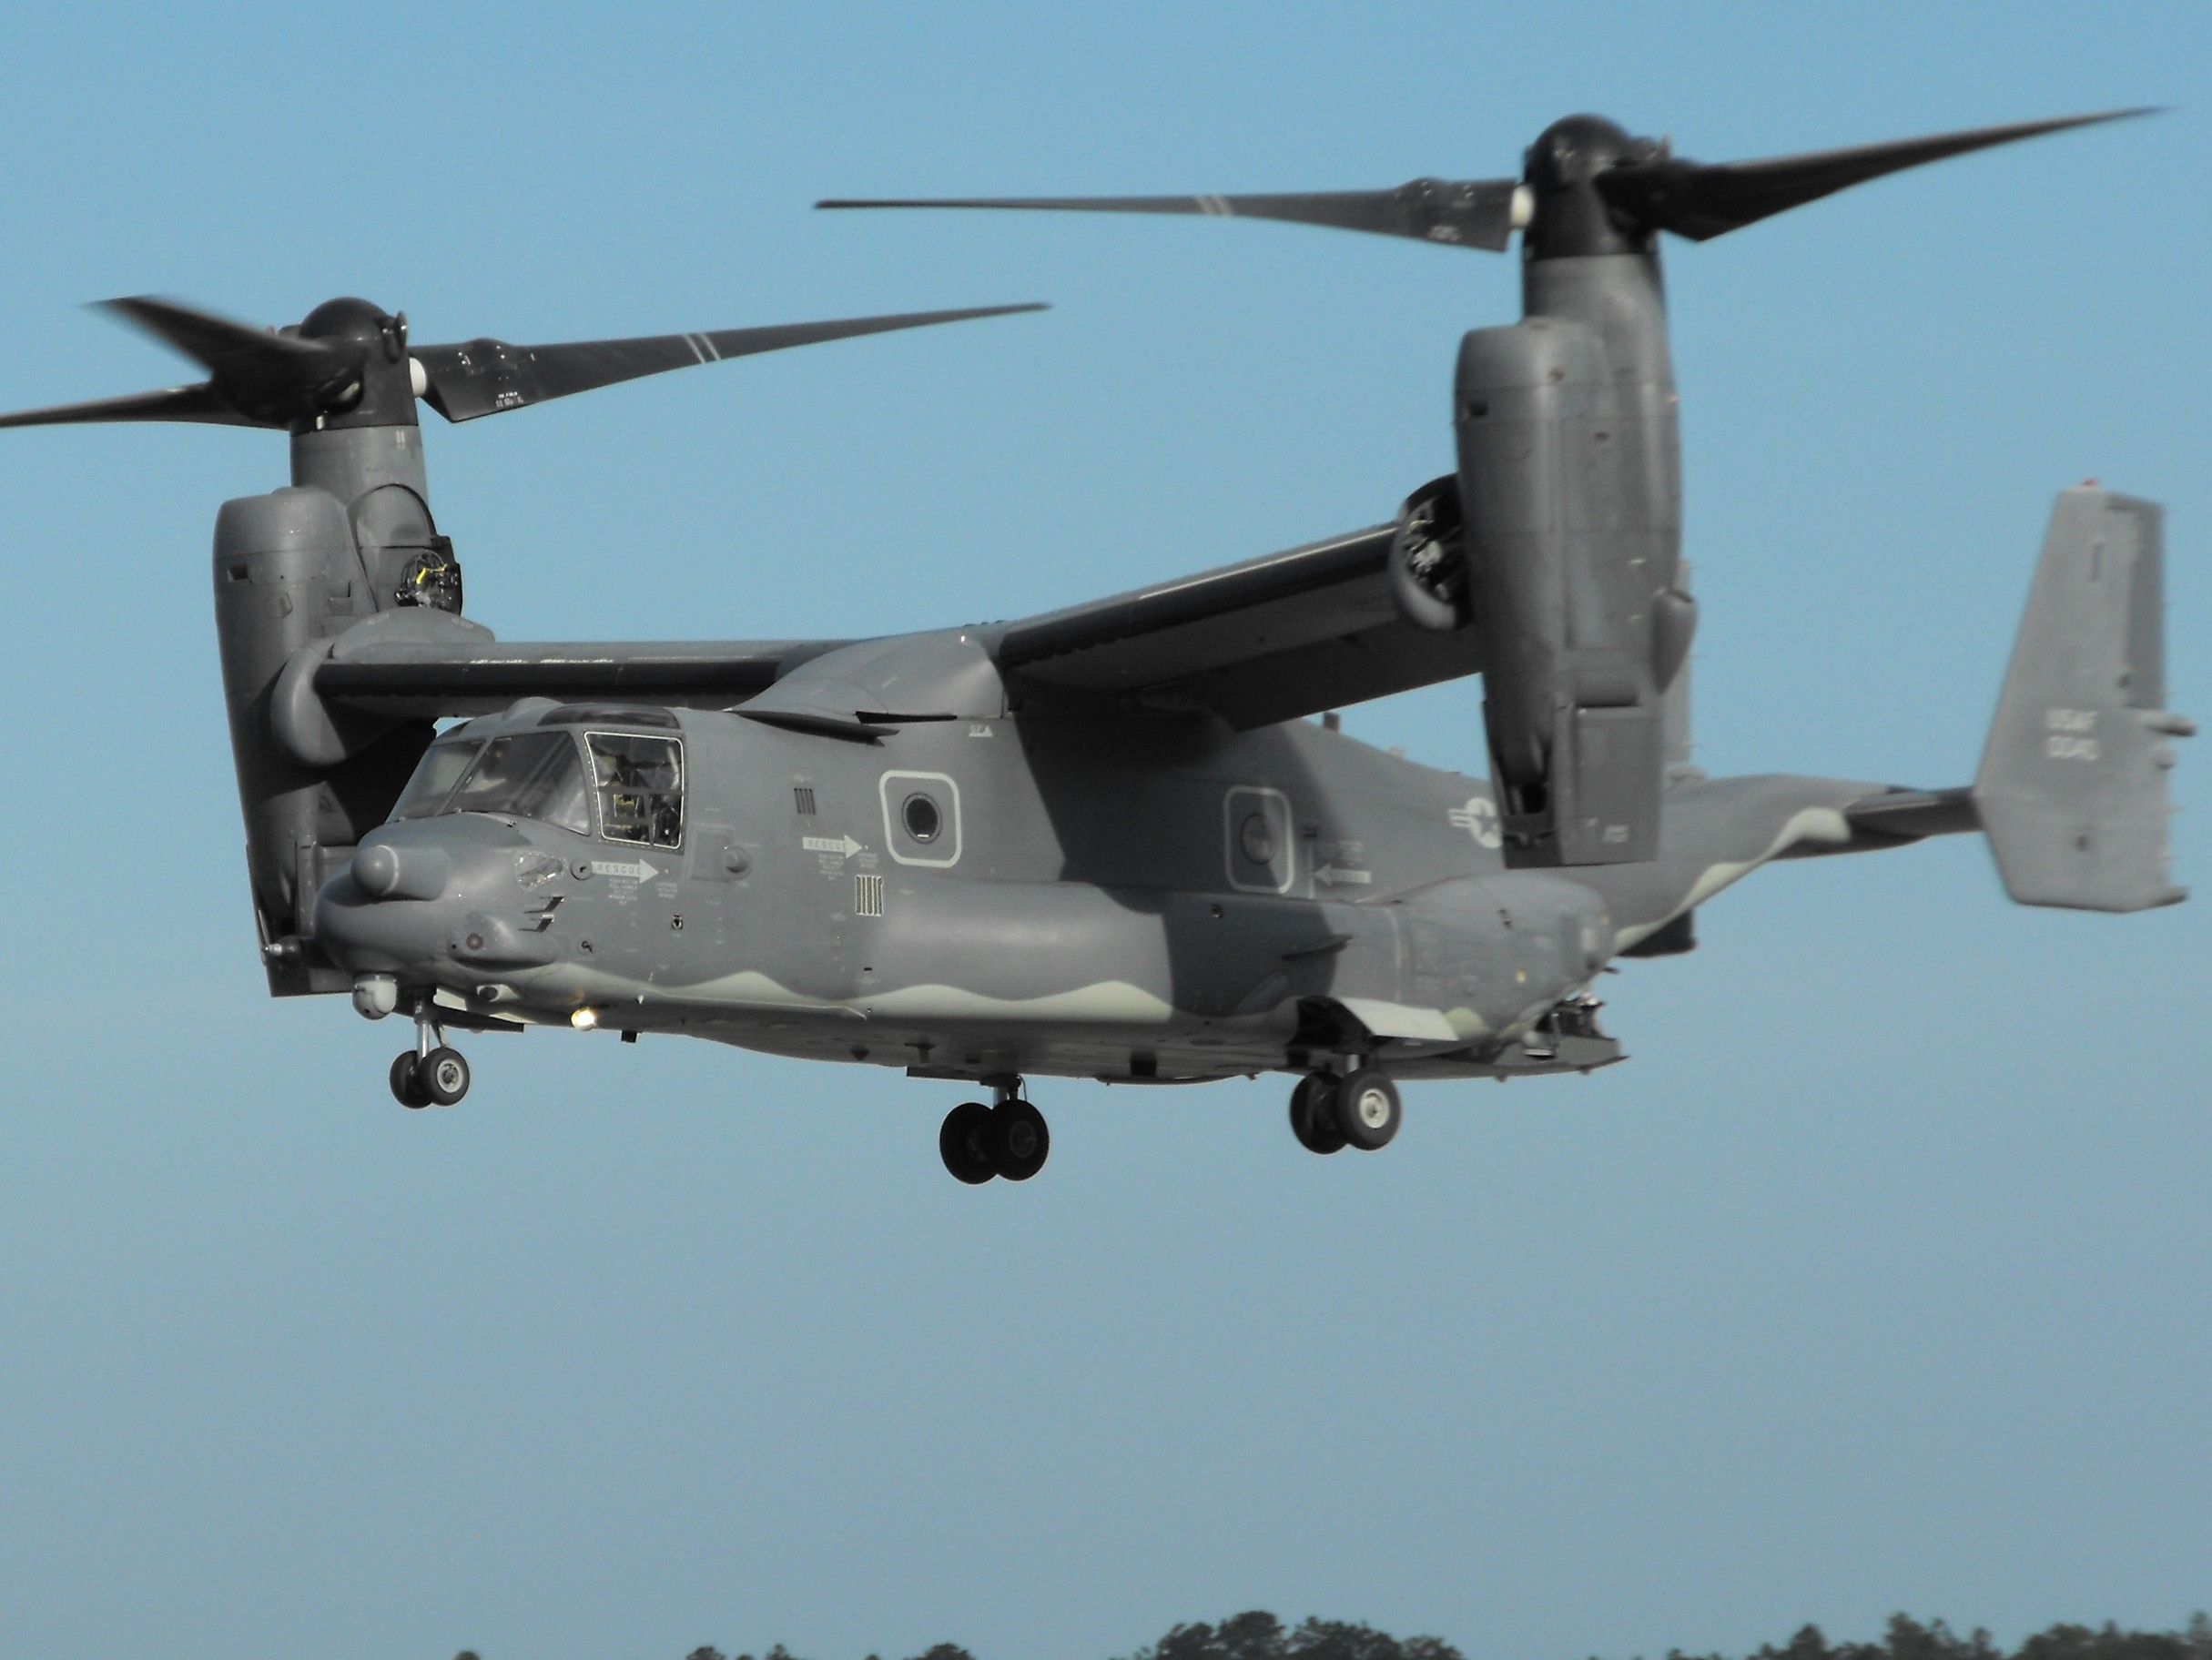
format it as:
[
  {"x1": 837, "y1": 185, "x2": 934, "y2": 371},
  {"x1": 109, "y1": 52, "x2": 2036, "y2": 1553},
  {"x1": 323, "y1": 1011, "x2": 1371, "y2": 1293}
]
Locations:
[
  {"x1": 214, "y1": 485, "x2": 441, "y2": 994},
  {"x1": 1443, "y1": 316, "x2": 1693, "y2": 865}
]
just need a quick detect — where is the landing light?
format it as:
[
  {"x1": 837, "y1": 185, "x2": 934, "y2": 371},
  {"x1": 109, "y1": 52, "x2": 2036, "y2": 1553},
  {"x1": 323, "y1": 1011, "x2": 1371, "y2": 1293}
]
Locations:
[{"x1": 570, "y1": 1007, "x2": 600, "y2": 1031}]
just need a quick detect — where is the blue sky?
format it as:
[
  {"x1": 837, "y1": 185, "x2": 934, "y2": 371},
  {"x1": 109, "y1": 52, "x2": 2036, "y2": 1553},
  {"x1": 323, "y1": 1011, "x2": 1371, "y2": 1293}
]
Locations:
[{"x1": 0, "y1": 5, "x2": 2204, "y2": 1658}]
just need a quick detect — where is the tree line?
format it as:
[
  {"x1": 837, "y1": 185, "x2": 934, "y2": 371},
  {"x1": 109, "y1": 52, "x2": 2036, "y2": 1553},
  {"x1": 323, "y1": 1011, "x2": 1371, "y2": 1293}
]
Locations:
[{"x1": 458, "y1": 1610, "x2": 2212, "y2": 1660}]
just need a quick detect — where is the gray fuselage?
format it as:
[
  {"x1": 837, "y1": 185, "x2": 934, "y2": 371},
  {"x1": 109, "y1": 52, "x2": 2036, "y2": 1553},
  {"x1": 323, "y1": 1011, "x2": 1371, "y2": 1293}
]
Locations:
[{"x1": 315, "y1": 677, "x2": 1877, "y2": 1088}]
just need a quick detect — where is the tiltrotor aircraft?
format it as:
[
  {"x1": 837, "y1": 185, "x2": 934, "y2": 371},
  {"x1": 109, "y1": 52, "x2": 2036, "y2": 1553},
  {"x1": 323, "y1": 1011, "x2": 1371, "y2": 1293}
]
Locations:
[{"x1": 5, "y1": 110, "x2": 2187, "y2": 1185}]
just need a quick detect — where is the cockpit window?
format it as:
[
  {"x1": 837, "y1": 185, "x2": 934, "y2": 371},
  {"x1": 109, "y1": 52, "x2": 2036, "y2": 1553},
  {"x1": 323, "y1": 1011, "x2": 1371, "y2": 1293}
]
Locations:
[
  {"x1": 393, "y1": 740, "x2": 482, "y2": 820},
  {"x1": 588, "y1": 732, "x2": 684, "y2": 847},
  {"x1": 393, "y1": 731, "x2": 592, "y2": 835},
  {"x1": 449, "y1": 732, "x2": 594, "y2": 832}
]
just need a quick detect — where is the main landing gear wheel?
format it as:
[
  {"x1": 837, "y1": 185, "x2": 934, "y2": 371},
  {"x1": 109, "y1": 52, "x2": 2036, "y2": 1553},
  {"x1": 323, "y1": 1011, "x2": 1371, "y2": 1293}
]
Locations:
[
  {"x1": 390, "y1": 1051, "x2": 431, "y2": 1109},
  {"x1": 1335, "y1": 1067, "x2": 1402, "y2": 1151},
  {"x1": 1288, "y1": 1072, "x2": 1347, "y2": 1155},
  {"x1": 991, "y1": 1098, "x2": 1050, "y2": 1182},
  {"x1": 939, "y1": 1095, "x2": 1052, "y2": 1182},
  {"x1": 939, "y1": 1101, "x2": 999, "y2": 1185}
]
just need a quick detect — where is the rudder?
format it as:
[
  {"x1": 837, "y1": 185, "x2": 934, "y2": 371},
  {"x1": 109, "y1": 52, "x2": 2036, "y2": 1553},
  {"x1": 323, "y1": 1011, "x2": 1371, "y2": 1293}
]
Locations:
[{"x1": 1974, "y1": 486, "x2": 2192, "y2": 911}]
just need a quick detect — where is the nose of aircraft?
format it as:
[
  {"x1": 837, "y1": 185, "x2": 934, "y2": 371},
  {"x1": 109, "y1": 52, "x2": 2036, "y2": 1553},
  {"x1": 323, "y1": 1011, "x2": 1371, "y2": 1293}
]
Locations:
[{"x1": 316, "y1": 815, "x2": 564, "y2": 985}]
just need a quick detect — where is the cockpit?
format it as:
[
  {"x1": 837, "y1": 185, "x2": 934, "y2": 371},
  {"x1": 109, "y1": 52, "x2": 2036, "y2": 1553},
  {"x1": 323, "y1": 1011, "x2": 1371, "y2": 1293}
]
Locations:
[{"x1": 392, "y1": 712, "x2": 685, "y2": 847}]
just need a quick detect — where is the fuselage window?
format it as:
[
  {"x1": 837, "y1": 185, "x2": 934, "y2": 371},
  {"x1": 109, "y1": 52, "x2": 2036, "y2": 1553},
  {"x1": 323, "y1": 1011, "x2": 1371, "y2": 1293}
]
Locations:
[
  {"x1": 902, "y1": 792, "x2": 941, "y2": 843},
  {"x1": 588, "y1": 732, "x2": 685, "y2": 848}
]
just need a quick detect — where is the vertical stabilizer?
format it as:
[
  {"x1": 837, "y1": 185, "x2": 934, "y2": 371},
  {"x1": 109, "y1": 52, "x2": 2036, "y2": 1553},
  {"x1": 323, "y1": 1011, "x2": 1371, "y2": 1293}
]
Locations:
[{"x1": 1974, "y1": 487, "x2": 2191, "y2": 911}]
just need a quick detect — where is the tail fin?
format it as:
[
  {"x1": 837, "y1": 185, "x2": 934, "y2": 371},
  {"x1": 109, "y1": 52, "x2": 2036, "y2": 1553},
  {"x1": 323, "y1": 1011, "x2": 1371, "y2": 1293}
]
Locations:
[{"x1": 1974, "y1": 486, "x2": 2192, "y2": 911}]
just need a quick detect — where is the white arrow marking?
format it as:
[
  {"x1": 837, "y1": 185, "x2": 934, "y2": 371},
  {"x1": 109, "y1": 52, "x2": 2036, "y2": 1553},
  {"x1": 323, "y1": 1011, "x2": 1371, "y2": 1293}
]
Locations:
[
  {"x1": 588, "y1": 856, "x2": 660, "y2": 882},
  {"x1": 802, "y1": 835, "x2": 864, "y2": 858},
  {"x1": 1314, "y1": 864, "x2": 1374, "y2": 886}
]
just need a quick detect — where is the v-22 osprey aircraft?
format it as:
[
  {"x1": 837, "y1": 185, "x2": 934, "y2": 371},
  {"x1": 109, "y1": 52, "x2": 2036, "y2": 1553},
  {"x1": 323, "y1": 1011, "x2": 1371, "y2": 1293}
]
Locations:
[{"x1": 3, "y1": 109, "x2": 2187, "y2": 1183}]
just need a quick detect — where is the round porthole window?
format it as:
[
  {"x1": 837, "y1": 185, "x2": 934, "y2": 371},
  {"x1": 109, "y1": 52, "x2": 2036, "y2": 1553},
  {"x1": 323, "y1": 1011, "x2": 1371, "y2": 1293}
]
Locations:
[
  {"x1": 903, "y1": 792, "x2": 942, "y2": 844},
  {"x1": 1239, "y1": 811, "x2": 1277, "y2": 865}
]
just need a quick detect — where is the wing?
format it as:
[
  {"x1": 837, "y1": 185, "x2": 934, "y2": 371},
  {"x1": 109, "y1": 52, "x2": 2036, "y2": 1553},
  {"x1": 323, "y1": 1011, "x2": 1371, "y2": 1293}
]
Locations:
[
  {"x1": 307, "y1": 516, "x2": 1485, "y2": 734},
  {"x1": 988, "y1": 523, "x2": 1483, "y2": 728},
  {"x1": 311, "y1": 629, "x2": 850, "y2": 719}
]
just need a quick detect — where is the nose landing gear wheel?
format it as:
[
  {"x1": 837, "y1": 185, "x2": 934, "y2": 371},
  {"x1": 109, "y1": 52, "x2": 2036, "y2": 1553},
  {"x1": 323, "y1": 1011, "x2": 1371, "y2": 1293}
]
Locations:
[
  {"x1": 390, "y1": 1045, "x2": 470, "y2": 1108},
  {"x1": 390, "y1": 1051, "x2": 431, "y2": 1109},
  {"x1": 1288, "y1": 1072, "x2": 1347, "y2": 1154},
  {"x1": 1335, "y1": 1067, "x2": 1402, "y2": 1150},
  {"x1": 991, "y1": 1098, "x2": 1050, "y2": 1181},
  {"x1": 939, "y1": 1100, "x2": 999, "y2": 1184},
  {"x1": 421, "y1": 1047, "x2": 471, "y2": 1106}
]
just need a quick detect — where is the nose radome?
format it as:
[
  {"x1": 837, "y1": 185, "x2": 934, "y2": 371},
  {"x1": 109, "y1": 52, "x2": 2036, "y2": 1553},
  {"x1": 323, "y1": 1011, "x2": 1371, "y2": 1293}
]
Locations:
[
  {"x1": 350, "y1": 813, "x2": 535, "y2": 897},
  {"x1": 352, "y1": 840, "x2": 451, "y2": 900},
  {"x1": 316, "y1": 816, "x2": 540, "y2": 978}
]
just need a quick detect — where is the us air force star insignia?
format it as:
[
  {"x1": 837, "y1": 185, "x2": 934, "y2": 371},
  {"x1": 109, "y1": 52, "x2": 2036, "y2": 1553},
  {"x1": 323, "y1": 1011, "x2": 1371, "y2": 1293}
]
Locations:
[{"x1": 1448, "y1": 796, "x2": 1501, "y2": 849}]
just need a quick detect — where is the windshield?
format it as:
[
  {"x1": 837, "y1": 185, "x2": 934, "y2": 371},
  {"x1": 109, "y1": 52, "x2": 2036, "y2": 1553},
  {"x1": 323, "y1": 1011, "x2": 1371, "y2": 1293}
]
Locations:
[
  {"x1": 393, "y1": 740, "x2": 482, "y2": 821},
  {"x1": 392, "y1": 731, "x2": 593, "y2": 835}
]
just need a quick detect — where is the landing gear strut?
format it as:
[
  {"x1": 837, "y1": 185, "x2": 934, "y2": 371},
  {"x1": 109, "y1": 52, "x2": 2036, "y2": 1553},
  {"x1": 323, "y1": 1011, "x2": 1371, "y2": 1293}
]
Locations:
[
  {"x1": 939, "y1": 1079, "x2": 1050, "y2": 1183},
  {"x1": 1288, "y1": 1065, "x2": 1400, "y2": 1154},
  {"x1": 390, "y1": 1006, "x2": 471, "y2": 1108}
]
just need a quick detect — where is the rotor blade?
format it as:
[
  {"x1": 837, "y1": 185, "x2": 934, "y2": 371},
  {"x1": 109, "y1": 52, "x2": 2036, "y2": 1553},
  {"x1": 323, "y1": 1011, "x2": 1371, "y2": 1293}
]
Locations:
[
  {"x1": 1598, "y1": 108, "x2": 2158, "y2": 241},
  {"x1": 817, "y1": 181, "x2": 1525, "y2": 250},
  {"x1": 0, "y1": 380, "x2": 268, "y2": 430},
  {"x1": 411, "y1": 302, "x2": 1048, "y2": 422},
  {"x1": 97, "y1": 296, "x2": 356, "y2": 417}
]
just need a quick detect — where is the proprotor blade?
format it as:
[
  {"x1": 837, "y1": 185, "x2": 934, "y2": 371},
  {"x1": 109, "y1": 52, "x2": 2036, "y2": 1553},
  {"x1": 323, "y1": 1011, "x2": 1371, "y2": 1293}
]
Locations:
[
  {"x1": 818, "y1": 181, "x2": 1525, "y2": 250},
  {"x1": 99, "y1": 296, "x2": 360, "y2": 421},
  {"x1": 1598, "y1": 107, "x2": 2158, "y2": 241},
  {"x1": 0, "y1": 381, "x2": 264, "y2": 430},
  {"x1": 410, "y1": 301, "x2": 1048, "y2": 422}
]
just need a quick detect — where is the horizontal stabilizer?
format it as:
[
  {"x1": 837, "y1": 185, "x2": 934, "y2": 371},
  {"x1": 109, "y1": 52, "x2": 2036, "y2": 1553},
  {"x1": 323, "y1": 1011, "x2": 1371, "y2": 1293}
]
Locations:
[
  {"x1": 1842, "y1": 787, "x2": 1980, "y2": 841},
  {"x1": 1974, "y1": 488, "x2": 2191, "y2": 911}
]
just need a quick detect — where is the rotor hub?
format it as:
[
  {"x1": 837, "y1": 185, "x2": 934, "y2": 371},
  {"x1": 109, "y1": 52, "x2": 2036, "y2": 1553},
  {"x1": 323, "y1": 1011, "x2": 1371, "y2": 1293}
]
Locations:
[
  {"x1": 292, "y1": 297, "x2": 415, "y2": 430},
  {"x1": 1523, "y1": 115, "x2": 1662, "y2": 261}
]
